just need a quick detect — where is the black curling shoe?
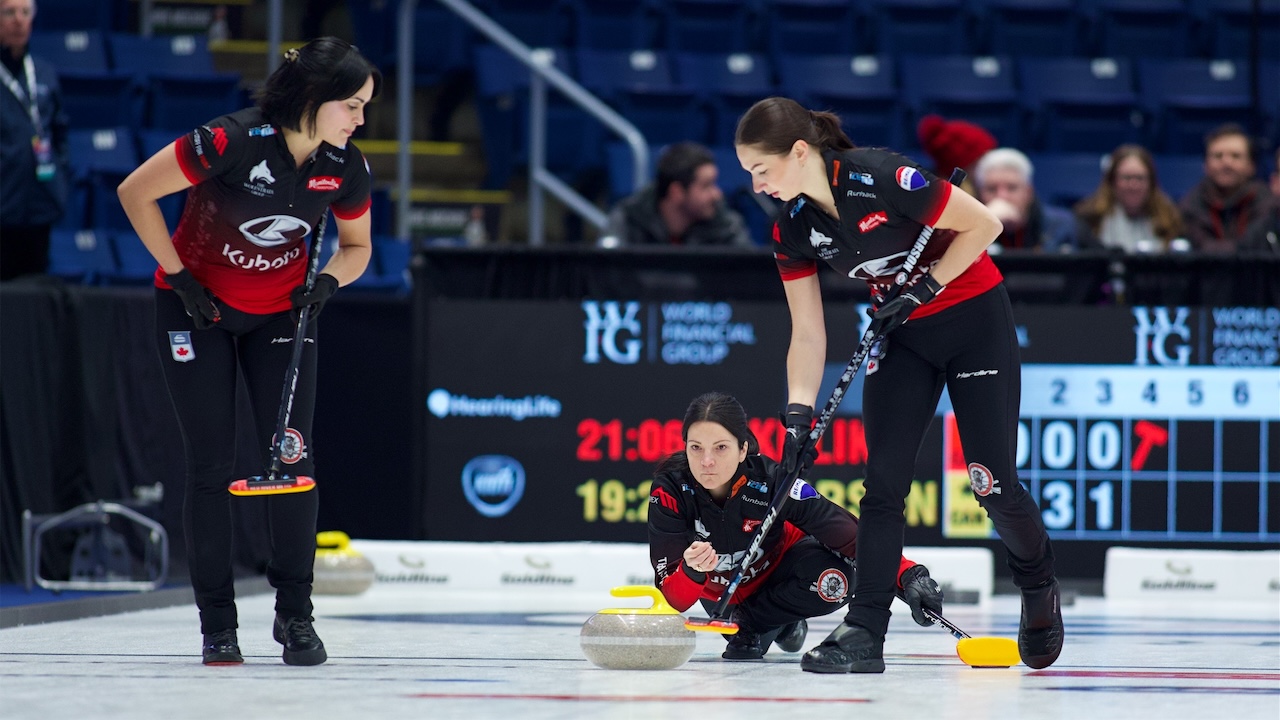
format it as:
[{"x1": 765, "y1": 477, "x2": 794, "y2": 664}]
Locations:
[
  {"x1": 1018, "y1": 578, "x2": 1064, "y2": 669},
  {"x1": 202, "y1": 628, "x2": 243, "y2": 665},
  {"x1": 775, "y1": 619, "x2": 808, "y2": 653},
  {"x1": 273, "y1": 614, "x2": 328, "y2": 666},
  {"x1": 800, "y1": 623, "x2": 884, "y2": 674},
  {"x1": 722, "y1": 625, "x2": 768, "y2": 660}
]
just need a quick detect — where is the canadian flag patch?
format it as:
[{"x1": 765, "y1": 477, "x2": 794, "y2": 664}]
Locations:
[{"x1": 307, "y1": 176, "x2": 341, "y2": 191}]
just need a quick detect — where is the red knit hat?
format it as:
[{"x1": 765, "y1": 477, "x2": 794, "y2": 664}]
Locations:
[{"x1": 916, "y1": 114, "x2": 998, "y2": 179}]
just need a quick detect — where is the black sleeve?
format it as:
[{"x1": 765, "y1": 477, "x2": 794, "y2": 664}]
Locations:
[
  {"x1": 646, "y1": 471, "x2": 707, "y2": 612},
  {"x1": 778, "y1": 476, "x2": 859, "y2": 558}
]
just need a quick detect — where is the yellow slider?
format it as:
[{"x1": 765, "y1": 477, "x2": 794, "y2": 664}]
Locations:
[{"x1": 956, "y1": 637, "x2": 1021, "y2": 668}]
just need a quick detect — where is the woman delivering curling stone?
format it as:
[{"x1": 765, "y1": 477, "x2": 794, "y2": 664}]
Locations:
[
  {"x1": 117, "y1": 37, "x2": 380, "y2": 666},
  {"x1": 734, "y1": 97, "x2": 1063, "y2": 673},
  {"x1": 647, "y1": 392, "x2": 944, "y2": 661}
]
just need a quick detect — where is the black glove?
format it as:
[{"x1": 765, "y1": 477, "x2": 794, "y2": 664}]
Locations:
[
  {"x1": 868, "y1": 272, "x2": 945, "y2": 337},
  {"x1": 777, "y1": 403, "x2": 818, "y2": 481},
  {"x1": 165, "y1": 268, "x2": 221, "y2": 330},
  {"x1": 899, "y1": 563, "x2": 944, "y2": 627},
  {"x1": 290, "y1": 273, "x2": 339, "y2": 321}
]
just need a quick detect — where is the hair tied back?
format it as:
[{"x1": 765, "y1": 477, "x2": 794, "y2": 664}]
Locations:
[{"x1": 284, "y1": 47, "x2": 300, "y2": 63}]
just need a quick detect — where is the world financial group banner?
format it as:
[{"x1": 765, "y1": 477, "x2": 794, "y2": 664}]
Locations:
[{"x1": 420, "y1": 299, "x2": 1279, "y2": 560}]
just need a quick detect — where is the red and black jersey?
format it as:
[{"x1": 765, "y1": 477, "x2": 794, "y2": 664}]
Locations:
[
  {"x1": 160, "y1": 107, "x2": 372, "y2": 314},
  {"x1": 647, "y1": 454, "x2": 860, "y2": 612},
  {"x1": 773, "y1": 147, "x2": 1002, "y2": 318}
]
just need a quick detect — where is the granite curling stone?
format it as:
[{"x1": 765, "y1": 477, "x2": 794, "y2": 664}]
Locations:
[
  {"x1": 312, "y1": 531, "x2": 376, "y2": 595},
  {"x1": 580, "y1": 585, "x2": 696, "y2": 670}
]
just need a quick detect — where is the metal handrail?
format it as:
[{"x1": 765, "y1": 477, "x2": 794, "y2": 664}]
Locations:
[{"x1": 399, "y1": 0, "x2": 650, "y2": 245}]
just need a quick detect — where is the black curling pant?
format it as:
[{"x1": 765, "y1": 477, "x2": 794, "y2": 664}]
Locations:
[
  {"x1": 707, "y1": 537, "x2": 857, "y2": 634},
  {"x1": 154, "y1": 288, "x2": 320, "y2": 635},
  {"x1": 846, "y1": 285, "x2": 1055, "y2": 639}
]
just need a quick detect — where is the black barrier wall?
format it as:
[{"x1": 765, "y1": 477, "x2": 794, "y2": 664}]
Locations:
[{"x1": 2, "y1": 248, "x2": 1277, "y2": 584}]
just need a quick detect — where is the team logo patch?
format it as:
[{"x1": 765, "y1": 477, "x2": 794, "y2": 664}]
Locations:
[
  {"x1": 788, "y1": 478, "x2": 819, "y2": 501},
  {"x1": 168, "y1": 331, "x2": 194, "y2": 362},
  {"x1": 742, "y1": 519, "x2": 762, "y2": 533},
  {"x1": 276, "y1": 427, "x2": 306, "y2": 464},
  {"x1": 809, "y1": 227, "x2": 834, "y2": 249},
  {"x1": 858, "y1": 211, "x2": 888, "y2": 233},
  {"x1": 249, "y1": 160, "x2": 276, "y2": 185},
  {"x1": 849, "y1": 171, "x2": 874, "y2": 185},
  {"x1": 895, "y1": 166, "x2": 928, "y2": 191},
  {"x1": 248, "y1": 124, "x2": 276, "y2": 137},
  {"x1": 811, "y1": 568, "x2": 848, "y2": 602},
  {"x1": 789, "y1": 196, "x2": 807, "y2": 218},
  {"x1": 651, "y1": 487, "x2": 678, "y2": 512},
  {"x1": 968, "y1": 462, "x2": 1001, "y2": 496},
  {"x1": 307, "y1": 176, "x2": 341, "y2": 191}
]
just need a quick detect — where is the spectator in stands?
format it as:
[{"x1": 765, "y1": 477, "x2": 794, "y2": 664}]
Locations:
[
  {"x1": 0, "y1": 0, "x2": 68, "y2": 281},
  {"x1": 1074, "y1": 144, "x2": 1185, "y2": 253},
  {"x1": 1179, "y1": 123, "x2": 1276, "y2": 253},
  {"x1": 916, "y1": 114, "x2": 996, "y2": 198},
  {"x1": 602, "y1": 141, "x2": 753, "y2": 248},
  {"x1": 974, "y1": 148, "x2": 1076, "y2": 253}
]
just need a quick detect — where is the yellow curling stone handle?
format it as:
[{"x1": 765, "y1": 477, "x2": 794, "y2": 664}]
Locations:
[
  {"x1": 315, "y1": 530, "x2": 357, "y2": 557},
  {"x1": 597, "y1": 585, "x2": 682, "y2": 615}
]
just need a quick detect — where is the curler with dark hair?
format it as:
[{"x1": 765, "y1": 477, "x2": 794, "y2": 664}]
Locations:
[
  {"x1": 255, "y1": 36, "x2": 382, "y2": 135},
  {"x1": 734, "y1": 96, "x2": 855, "y2": 156}
]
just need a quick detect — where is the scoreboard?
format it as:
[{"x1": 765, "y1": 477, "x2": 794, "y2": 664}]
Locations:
[{"x1": 420, "y1": 299, "x2": 1280, "y2": 573}]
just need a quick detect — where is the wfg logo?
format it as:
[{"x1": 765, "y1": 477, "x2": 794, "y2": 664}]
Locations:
[
  {"x1": 1132, "y1": 307, "x2": 1190, "y2": 366},
  {"x1": 583, "y1": 301, "x2": 642, "y2": 364}
]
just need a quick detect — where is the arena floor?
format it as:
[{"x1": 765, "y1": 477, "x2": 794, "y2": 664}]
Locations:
[{"x1": 1, "y1": 582, "x2": 1277, "y2": 720}]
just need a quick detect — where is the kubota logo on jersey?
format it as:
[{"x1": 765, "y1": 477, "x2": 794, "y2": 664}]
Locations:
[
  {"x1": 307, "y1": 176, "x2": 341, "y2": 191},
  {"x1": 858, "y1": 211, "x2": 888, "y2": 233},
  {"x1": 238, "y1": 215, "x2": 311, "y2": 248}
]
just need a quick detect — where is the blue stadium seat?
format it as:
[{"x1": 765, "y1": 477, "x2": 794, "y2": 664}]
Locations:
[
  {"x1": 66, "y1": 127, "x2": 138, "y2": 179},
  {"x1": 862, "y1": 0, "x2": 972, "y2": 56},
  {"x1": 29, "y1": 0, "x2": 111, "y2": 33},
  {"x1": 475, "y1": 0, "x2": 575, "y2": 48},
  {"x1": 1137, "y1": 58, "x2": 1253, "y2": 153},
  {"x1": 53, "y1": 182, "x2": 88, "y2": 231},
  {"x1": 673, "y1": 51, "x2": 775, "y2": 147},
  {"x1": 471, "y1": 45, "x2": 597, "y2": 188},
  {"x1": 409, "y1": 4, "x2": 477, "y2": 85},
  {"x1": 57, "y1": 71, "x2": 139, "y2": 128},
  {"x1": 47, "y1": 229, "x2": 115, "y2": 284},
  {"x1": 106, "y1": 33, "x2": 241, "y2": 130},
  {"x1": 104, "y1": 232, "x2": 160, "y2": 285},
  {"x1": 663, "y1": 0, "x2": 758, "y2": 54},
  {"x1": 1083, "y1": 0, "x2": 1197, "y2": 60},
  {"x1": 1026, "y1": 152, "x2": 1109, "y2": 208},
  {"x1": 109, "y1": 33, "x2": 218, "y2": 78},
  {"x1": 1260, "y1": 62, "x2": 1280, "y2": 140},
  {"x1": 575, "y1": 48, "x2": 708, "y2": 147},
  {"x1": 1153, "y1": 154, "x2": 1206, "y2": 201},
  {"x1": 571, "y1": 0, "x2": 662, "y2": 50},
  {"x1": 899, "y1": 55, "x2": 1021, "y2": 148},
  {"x1": 605, "y1": 142, "x2": 661, "y2": 202},
  {"x1": 972, "y1": 0, "x2": 1084, "y2": 57},
  {"x1": 1192, "y1": 0, "x2": 1280, "y2": 60},
  {"x1": 760, "y1": 0, "x2": 859, "y2": 59},
  {"x1": 1017, "y1": 57, "x2": 1142, "y2": 153},
  {"x1": 775, "y1": 54, "x2": 904, "y2": 149},
  {"x1": 147, "y1": 74, "x2": 242, "y2": 131},
  {"x1": 67, "y1": 127, "x2": 138, "y2": 232},
  {"x1": 28, "y1": 29, "x2": 109, "y2": 72}
]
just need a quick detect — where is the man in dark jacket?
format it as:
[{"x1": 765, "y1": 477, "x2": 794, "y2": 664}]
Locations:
[
  {"x1": 603, "y1": 142, "x2": 753, "y2": 247},
  {"x1": 1179, "y1": 123, "x2": 1276, "y2": 254},
  {"x1": 0, "y1": 0, "x2": 69, "y2": 280}
]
